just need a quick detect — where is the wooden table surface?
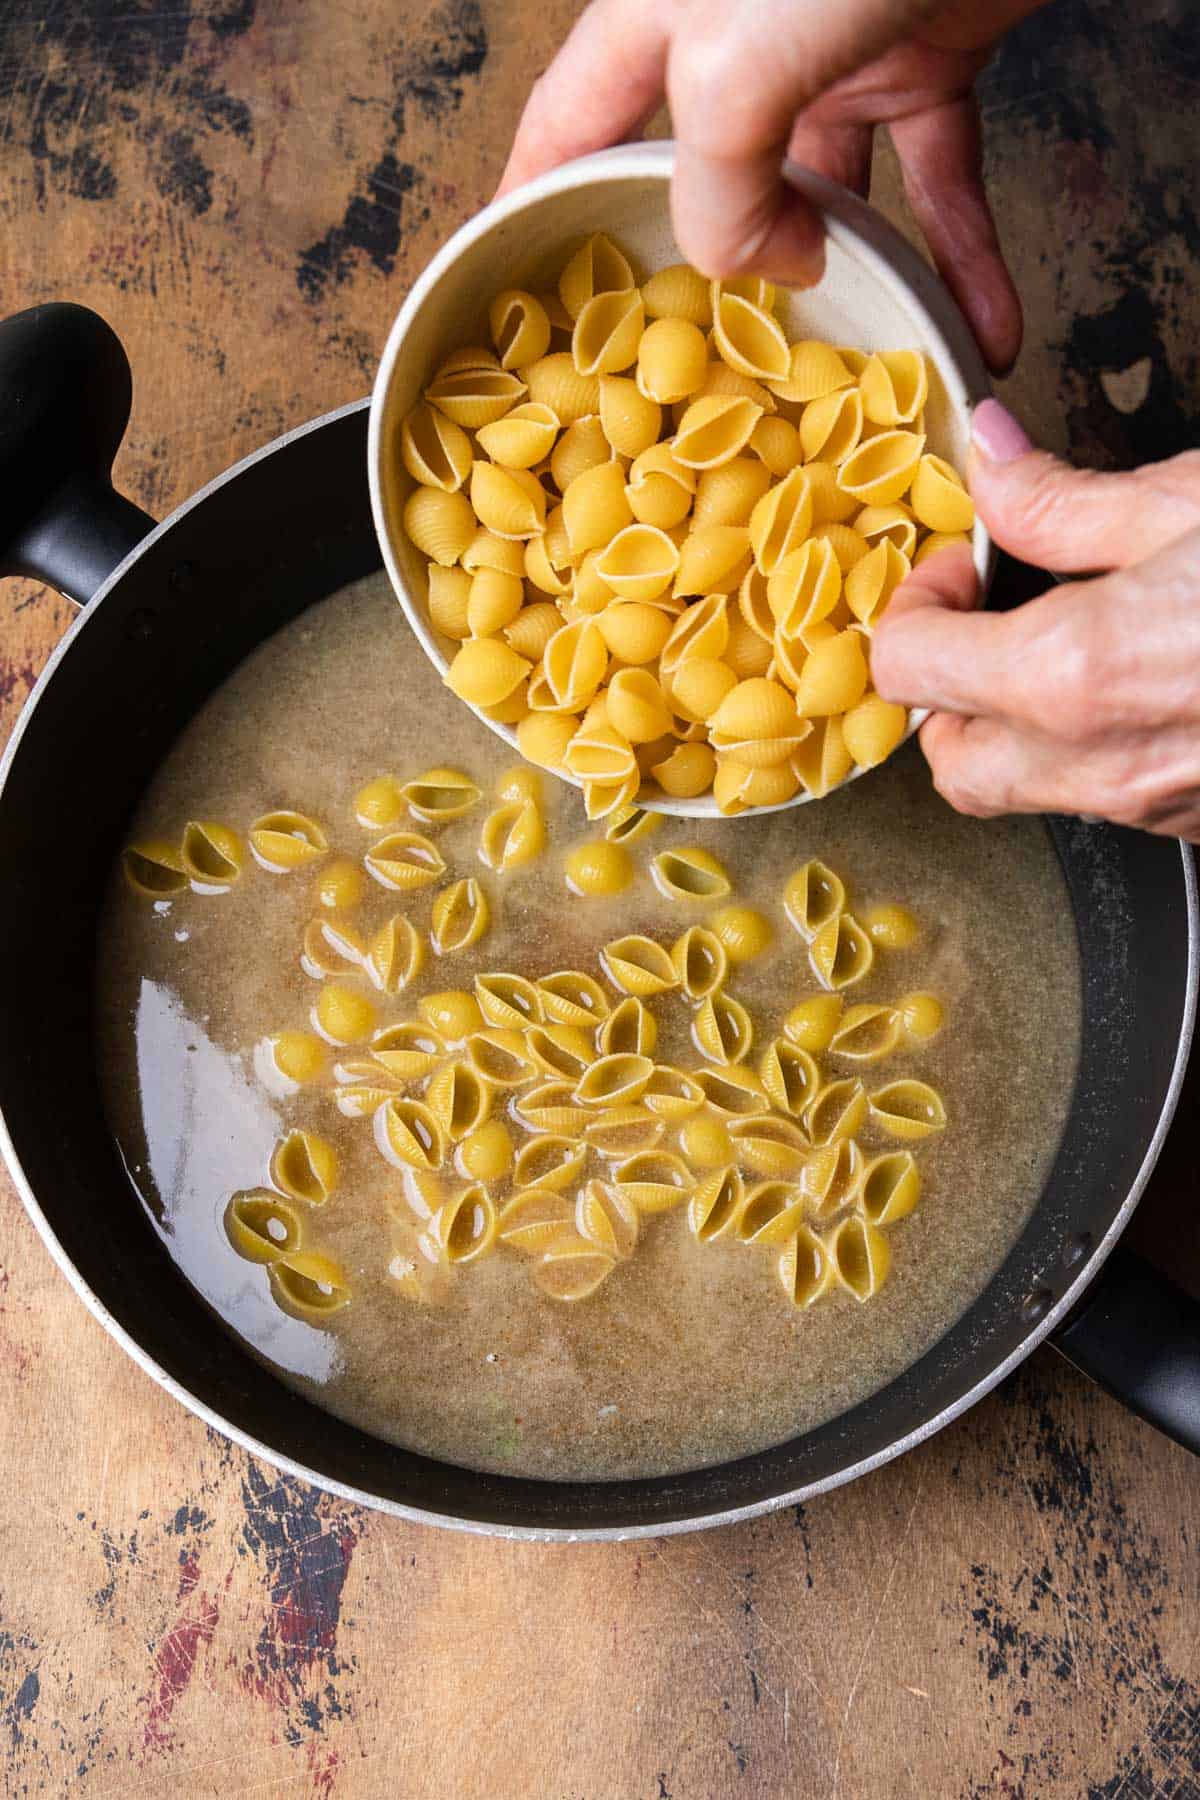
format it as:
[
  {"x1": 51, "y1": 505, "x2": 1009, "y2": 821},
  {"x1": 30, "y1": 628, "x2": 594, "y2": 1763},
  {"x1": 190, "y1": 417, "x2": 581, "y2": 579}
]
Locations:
[{"x1": 1, "y1": 3, "x2": 1198, "y2": 1794}]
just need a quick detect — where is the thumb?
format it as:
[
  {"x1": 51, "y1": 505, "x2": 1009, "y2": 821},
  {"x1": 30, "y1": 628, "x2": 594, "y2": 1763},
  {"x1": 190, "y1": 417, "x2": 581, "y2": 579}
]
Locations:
[{"x1": 968, "y1": 399, "x2": 1200, "y2": 572}]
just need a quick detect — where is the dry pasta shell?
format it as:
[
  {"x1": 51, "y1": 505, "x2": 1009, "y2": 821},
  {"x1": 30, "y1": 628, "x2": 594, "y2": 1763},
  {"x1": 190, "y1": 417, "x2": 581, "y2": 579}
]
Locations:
[
  {"x1": 597, "y1": 995, "x2": 657, "y2": 1058},
  {"x1": 612, "y1": 1150, "x2": 691, "y2": 1213},
  {"x1": 805, "y1": 1078, "x2": 868, "y2": 1148},
  {"x1": 595, "y1": 523, "x2": 679, "y2": 603},
  {"x1": 181, "y1": 820, "x2": 243, "y2": 889},
  {"x1": 712, "y1": 291, "x2": 790, "y2": 382},
  {"x1": 400, "y1": 401, "x2": 473, "y2": 491},
  {"x1": 809, "y1": 912, "x2": 875, "y2": 991},
  {"x1": 248, "y1": 810, "x2": 329, "y2": 872},
  {"x1": 575, "y1": 1052, "x2": 654, "y2": 1106},
  {"x1": 606, "y1": 668, "x2": 673, "y2": 743},
  {"x1": 868, "y1": 1079, "x2": 947, "y2": 1140},
  {"x1": 845, "y1": 538, "x2": 910, "y2": 630},
  {"x1": 636, "y1": 316, "x2": 709, "y2": 404},
  {"x1": 640, "y1": 1066, "x2": 704, "y2": 1120},
  {"x1": 605, "y1": 803, "x2": 660, "y2": 845},
  {"x1": 445, "y1": 639, "x2": 532, "y2": 710},
  {"x1": 748, "y1": 467, "x2": 814, "y2": 576},
  {"x1": 269, "y1": 1252, "x2": 351, "y2": 1319},
  {"x1": 301, "y1": 918, "x2": 367, "y2": 979},
  {"x1": 693, "y1": 457, "x2": 772, "y2": 530},
  {"x1": 805, "y1": 459, "x2": 860, "y2": 524},
  {"x1": 712, "y1": 275, "x2": 776, "y2": 311},
  {"x1": 910, "y1": 453, "x2": 974, "y2": 533},
  {"x1": 738, "y1": 565, "x2": 776, "y2": 641},
  {"x1": 427, "y1": 565, "x2": 472, "y2": 640},
  {"x1": 426, "y1": 1060, "x2": 493, "y2": 1142},
  {"x1": 525, "y1": 1023, "x2": 594, "y2": 1082},
  {"x1": 565, "y1": 723, "x2": 637, "y2": 786},
  {"x1": 666, "y1": 657, "x2": 737, "y2": 726},
  {"x1": 767, "y1": 538, "x2": 842, "y2": 639},
  {"x1": 600, "y1": 934, "x2": 679, "y2": 996},
  {"x1": 769, "y1": 340, "x2": 854, "y2": 404},
  {"x1": 498, "y1": 1187, "x2": 575, "y2": 1253},
  {"x1": 672, "y1": 395, "x2": 762, "y2": 470},
  {"x1": 512, "y1": 1136, "x2": 587, "y2": 1193},
  {"x1": 425, "y1": 365, "x2": 526, "y2": 429},
  {"x1": 826, "y1": 1213, "x2": 891, "y2": 1301},
  {"x1": 691, "y1": 360, "x2": 777, "y2": 415},
  {"x1": 470, "y1": 460, "x2": 547, "y2": 539},
  {"x1": 688, "y1": 1167, "x2": 744, "y2": 1241},
  {"x1": 642, "y1": 263, "x2": 712, "y2": 326},
  {"x1": 673, "y1": 522, "x2": 753, "y2": 595},
  {"x1": 572, "y1": 287, "x2": 644, "y2": 377},
  {"x1": 550, "y1": 414, "x2": 609, "y2": 491},
  {"x1": 479, "y1": 798, "x2": 546, "y2": 870},
  {"x1": 507, "y1": 597, "x2": 564, "y2": 657},
  {"x1": 659, "y1": 591, "x2": 730, "y2": 681},
  {"x1": 476, "y1": 401, "x2": 560, "y2": 471},
  {"x1": 374, "y1": 1097, "x2": 447, "y2": 1172},
  {"x1": 693, "y1": 1065, "x2": 768, "y2": 1116},
  {"x1": 859, "y1": 1150, "x2": 920, "y2": 1225},
  {"x1": 783, "y1": 859, "x2": 846, "y2": 939},
  {"x1": 521, "y1": 352, "x2": 601, "y2": 427},
  {"x1": 595, "y1": 601, "x2": 673, "y2": 665},
  {"x1": 750, "y1": 415, "x2": 802, "y2": 478},
  {"x1": 513, "y1": 1080, "x2": 591, "y2": 1136},
  {"x1": 913, "y1": 530, "x2": 971, "y2": 565},
  {"x1": 533, "y1": 1235, "x2": 616, "y2": 1302},
  {"x1": 465, "y1": 1028, "x2": 537, "y2": 1088},
  {"x1": 489, "y1": 288, "x2": 552, "y2": 370},
  {"x1": 626, "y1": 440, "x2": 696, "y2": 529},
  {"x1": 709, "y1": 677, "x2": 799, "y2": 750},
  {"x1": 575, "y1": 1181, "x2": 639, "y2": 1260},
  {"x1": 692, "y1": 991, "x2": 753, "y2": 1065},
  {"x1": 364, "y1": 830, "x2": 445, "y2": 892},
  {"x1": 584, "y1": 1106, "x2": 665, "y2": 1158},
  {"x1": 858, "y1": 350, "x2": 928, "y2": 427},
  {"x1": 225, "y1": 1190, "x2": 303, "y2": 1263},
  {"x1": 370, "y1": 1021, "x2": 447, "y2": 1080},
  {"x1": 559, "y1": 231, "x2": 636, "y2": 319},
  {"x1": 794, "y1": 631, "x2": 869, "y2": 718},
  {"x1": 778, "y1": 1225, "x2": 837, "y2": 1308},
  {"x1": 562, "y1": 459, "x2": 633, "y2": 558},
  {"x1": 367, "y1": 914, "x2": 425, "y2": 993},
  {"x1": 737, "y1": 1179, "x2": 807, "y2": 1244},
  {"x1": 798, "y1": 388, "x2": 864, "y2": 464},
  {"x1": 670, "y1": 926, "x2": 729, "y2": 999},
  {"x1": 123, "y1": 838, "x2": 188, "y2": 897},
  {"x1": 462, "y1": 528, "x2": 530, "y2": 576},
  {"x1": 856, "y1": 502, "x2": 917, "y2": 556},
  {"x1": 599, "y1": 375, "x2": 661, "y2": 457},
  {"x1": 800, "y1": 1138, "x2": 864, "y2": 1220},
  {"x1": 652, "y1": 741, "x2": 717, "y2": 797},
  {"x1": 431, "y1": 877, "x2": 490, "y2": 954},
  {"x1": 838, "y1": 430, "x2": 925, "y2": 507},
  {"x1": 474, "y1": 972, "x2": 543, "y2": 1030},
  {"x1": 829, "y1": 1003, "x2": 901, "y2": 1063},
  {"x1": 759, "y1": 1039, "x2": 820, "y2": 1115},
  {"x1": 583, "y1": 771, "x2": 640, "y2": 822},
  {"x1": 433, "y1": 345, "x2": 499, "y2": 378},
  {"x1": 792, "y1": 714, "x2": 854, "y2": 798}
]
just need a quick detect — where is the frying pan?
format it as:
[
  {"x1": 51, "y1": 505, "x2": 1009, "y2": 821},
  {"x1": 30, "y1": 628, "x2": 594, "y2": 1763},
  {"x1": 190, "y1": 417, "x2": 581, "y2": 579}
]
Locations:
[{"x1": 0, "y1": 301, "x2": 1197, "y2": 1541}]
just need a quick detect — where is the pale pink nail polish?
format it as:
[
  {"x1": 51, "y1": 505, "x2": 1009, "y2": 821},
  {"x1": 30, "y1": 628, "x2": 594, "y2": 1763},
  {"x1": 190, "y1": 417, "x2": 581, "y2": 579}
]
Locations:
[{"x1": 971, "y1": 398, "x2": 1033, "y2": 463}]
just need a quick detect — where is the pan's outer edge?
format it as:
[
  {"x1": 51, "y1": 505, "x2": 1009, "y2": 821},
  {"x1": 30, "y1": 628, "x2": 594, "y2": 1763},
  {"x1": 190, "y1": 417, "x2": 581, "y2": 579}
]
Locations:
[{"x1": 0, "y1": 398, "x2": 1194, "y2": 1541}]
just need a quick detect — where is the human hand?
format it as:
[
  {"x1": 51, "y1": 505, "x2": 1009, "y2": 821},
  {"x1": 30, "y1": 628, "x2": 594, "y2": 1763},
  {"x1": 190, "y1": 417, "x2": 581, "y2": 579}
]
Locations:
[
  {"x1": 871, "y1": 400, "x2": 1200, "y2": 841},
  {"x1": 498, "y1": 0, "x2": 1044, "y2": 373}
]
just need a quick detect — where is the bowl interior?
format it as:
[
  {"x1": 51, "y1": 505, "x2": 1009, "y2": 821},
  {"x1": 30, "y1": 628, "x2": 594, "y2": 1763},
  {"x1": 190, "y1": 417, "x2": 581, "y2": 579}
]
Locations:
[{"x1": 371, "y1": 148, "x2": 987, "y2": 818}]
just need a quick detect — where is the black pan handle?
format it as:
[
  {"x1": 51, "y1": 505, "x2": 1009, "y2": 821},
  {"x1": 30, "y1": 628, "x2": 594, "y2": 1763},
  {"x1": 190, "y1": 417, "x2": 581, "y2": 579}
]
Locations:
[
  {"x1": 1052, "y1": 1247, "x2": 1200, "y2": 1453},
  {"x1": 0, "y1": 303, "x2": 156, "y2": 607}
]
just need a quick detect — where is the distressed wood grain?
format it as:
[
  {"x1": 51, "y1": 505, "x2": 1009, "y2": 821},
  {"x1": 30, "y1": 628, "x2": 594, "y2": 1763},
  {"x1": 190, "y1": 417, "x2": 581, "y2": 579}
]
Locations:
[{"x1": 0, "y1": 3, "x2": 1197, "y2": 1795}]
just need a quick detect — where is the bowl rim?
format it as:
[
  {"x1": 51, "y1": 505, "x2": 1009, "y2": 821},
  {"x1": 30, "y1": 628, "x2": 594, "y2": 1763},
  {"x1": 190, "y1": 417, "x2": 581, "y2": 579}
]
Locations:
[{"x1": 368, "y1": 140, "x2": 993, "y2": 819}]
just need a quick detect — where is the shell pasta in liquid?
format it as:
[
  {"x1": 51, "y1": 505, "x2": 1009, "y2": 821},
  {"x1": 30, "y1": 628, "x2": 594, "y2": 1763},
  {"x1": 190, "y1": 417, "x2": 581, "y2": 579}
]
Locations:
[{"x1": 97, "y1": 575, "x2": 1080, "y2": 1481}]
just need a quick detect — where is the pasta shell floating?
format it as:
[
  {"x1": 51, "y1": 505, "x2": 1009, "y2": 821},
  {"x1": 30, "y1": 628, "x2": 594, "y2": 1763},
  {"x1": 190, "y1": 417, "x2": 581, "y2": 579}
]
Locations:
[
  {"x1": 431, "y1": 877, "x2": 490, "y2": 954},
  {"x1": 650, "y1": 847, "x2": 732, "y2": 903},
  {"x1": 838, "y1": 430, "x2": 925, "y2": 507},
  {"x1": 225, "y1": 1190, "x2": 303, "y2": 1264},
  {"x1": 575, "y1": 1052, "x2": 654, "y2": 1106},
  {"x1": 513, "y1": 1080, "x2": 591, "y2": 1136},
  {"x1": 794, "y1": 631, "x2": 869, "y2": 718},
  {"x1": 626, "y1": 441, "x2": 696, "y2": 529},
  {"x1": 512, "y1": 1135, "x2": 587, "y2": 1192},
  {"x1": 314, "y1": 982, "x2": 376, "y2": 1045},
  {"x1": 489, "y1": 289, "x2": 552, "y2": 370},
  {"x1": 809, "y1": 912, "x2": 875, "y2": 991},
  {"x1": 572, "y1": 287, "x2": 644, "y2": 377},
  {"x1": 479, "y1": 799, "x2": 546, "y2": 871},
  {"x1": 522, "y1": 353, "x2": 601, "y2": 427},
  {"x1": 827, "y1": 1213, "x2": 891, "y2": 1301},
  {"x1": 641, "y1": 1065, "x2": 704, "y2": 1120},
  {"x1": 562, "y1": 838, "x2": 634, "y2": 896},
  {"x1": 612, "y1": 1150, "x2": 691, "y2": 1213},
  {"x1": 370, "y1": 1021, "x2": 446, "y2": 1080},
  {"x1": 525, "y1": 1023, "x2": 594, "y2": 1083},
  {"x1": 599, "y1": 375, "x2": 662, "y2": 457},
  {"x1": 397, "y1": 768, "x2": 482, "y2": 826},
  {"x1": 315, "y1": 856, "x2": 366, "y2": 912},
  {"x1": 559, "y1": 231, "x2": 636, "y2": 320},
  {"x1": 333, "y1": 1082, "x2": 399, "y2": 1119},
  {"x1": 257, "y1": 1029, "x2": 327, "y2": 1092},
  {"x1": 601, "y1": 934, "x2": 679, "y2": 996},
  {"x1": 458, "y1": 1118, "x2": 514, "y2": 1182},
  {"x1": 783, "y1": 859, "x2": 846, "y2": 939},
  {"x1": 248, "y1": 810, "x2": 329, "y2": 873},
  {"x1": 585, "y1": 1105, "x2": 665, "y2": 1158},
  {"x1": 671, "y1": 926, "x2": 728, "y2": 1000},
  {"x1": 672, "y1": 395, "x2": 763, "y2": 470},
  {"x1": 576, "y1": 1180, "x2": 640, "y2": 1260},
  {"x1": 428, "y1": 1185, "x2": 498, "y2": 1265},
  {"x1": 123, "y1": 838, "x2": 188, "y2": 898},
  {"x1": 374, "y1": 1097, "x2": 448, "y2": 1172},
  {"x1": 364, "y1": 830, "x2": 445, "y2": 892},
  {"x1": 679, "y1": 1112, "x2": 733, "y2": 1168},
  {"x1": 537, "y1": 970, "x2": 609, "y2": 1029},
  {"x1": 498, "y1": 1187, "x2": 575, "y2": 1253},
  {"x1": 737, "y1": 1179, "x2": 807, "y2": 1244},
  {"x1": 806, "y1": 1078, "x2": 868, "y2": 1147},
  {"x1": 799, "y1": 387, "x2": 864, "y2": 464},
  {"x1": 465, "y1": 1028, "x2": 537, "y2": 1088},
  {"x1": 445, "y1": 639, "x2": 532, "y2": 710},
  {"x1": 694, "y1": 1065, "x2": 768, "y2": 1116},
  {"x1": 597, "y1": 995, "x2": 657, "y2": 1058},
  {"x1": 731, "y1": 1117, "x2": 811, "y2": 1179},
  {"x1": 829, "y1": 1003, "x2": 901, "y2": 1063},
  {"x1": 759, "y1": 1039, "x2": 820, "y2": 1116},
  {"x1": 708, "y1": 905, "x2": 772, "y2": 964},
  {"x1": 778, "y1": 1225, "x2": 837, "y2": 1308},
  {"x1": 860, "y1": 1150, "x2": 921, "y2": 1226},
  {"x1": 693, "y1": 991, "x2": 753, "y2": 1065},
  {"x1": 365, "y1": 915, "x2": 424, "y2": 994},
  {"x1": 181, "y1": 821, "x2": 242, "y2": 890},
  {"x1": 688, "y1": 1167, "x2": 744, "y2": 1241},
  {"x1": 642, "y1": 263, "x2": 712, "y2": 326},
  {"x1": 474, "y1": 974, "x2": 542, "y2": 1032},
  {"x1": 401, "y1": 401, "x2": 473, "y2": 491},
  {"x1": 801, "y1": 1138, "x2": 864, "y2": 1220},
  {"x1": 858, "y1": 350, "x2": 928, "y2": 427},
  {"x1": 425, "y1": 365, "x2": 526, "y2": 429},
  {"x1": 269, "y1": 1251, "x2": 351, "y2": 1319},
  {"x1": 769, "y1": 340, "x2": 855, "y2": 404},
  {"x1": 426, "y1": 1061, "x2": 493, "y2": 1141},
  {"x1": 595, "y1": 524, "x2": 679, "y2": 604},
  {"x1": 420, "y1": 989, "x2": 483, "y2": 1041},
  {"x1": 533, "y1": 1236, "x2": 616, "y2": 1302},
  {"x1": 869, "y1": 1079, "x2": 947, "y2": 1140},
  {"x1": 470, "y1": 460, "x2": 547, "y2": 540},
  {"x1": 897, "y1": 991, "x2": 944, "y2": 1041},
  {"x1": 270, "y1": 1130, "x2": 337, "y2": 1206}
]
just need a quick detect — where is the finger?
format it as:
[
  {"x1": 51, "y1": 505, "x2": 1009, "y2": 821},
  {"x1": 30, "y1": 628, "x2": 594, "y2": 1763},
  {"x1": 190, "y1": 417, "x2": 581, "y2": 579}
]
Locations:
[
  {"x1": 496, "y1": 0, "x2": 669, "y2": 195},
  {"x1": 888, "y1": 96, "x2": 1022, "y2": 374},
  {"x1": 872, "y1": 544, "x2": 1038, "y2": 718},
  {"x1": 970, "y1": 404, "x2": 1200, "y2": 572},
  {"x1": 786, "y1": 119, "x2": 874, "y2": 195},
  {"x1": 917, "y1": 712, "x2": 1056, "y2": 817}
]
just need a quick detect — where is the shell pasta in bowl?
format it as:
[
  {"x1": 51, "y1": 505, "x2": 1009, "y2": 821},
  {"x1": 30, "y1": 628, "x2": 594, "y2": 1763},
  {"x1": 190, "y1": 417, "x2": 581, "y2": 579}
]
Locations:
[{"x1": 369, "y1": 142, "x2": 993, "y2": 818}]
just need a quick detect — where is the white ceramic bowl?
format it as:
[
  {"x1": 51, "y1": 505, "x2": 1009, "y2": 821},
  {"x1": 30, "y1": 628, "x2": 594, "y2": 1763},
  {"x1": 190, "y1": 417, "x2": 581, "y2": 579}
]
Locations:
[{"x1": 368, "y1": 141, "x2": 992, "y2": 817}]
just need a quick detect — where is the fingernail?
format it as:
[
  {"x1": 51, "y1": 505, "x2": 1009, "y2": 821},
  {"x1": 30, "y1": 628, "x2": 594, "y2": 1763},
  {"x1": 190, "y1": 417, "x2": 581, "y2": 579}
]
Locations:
[{"x1": 971, "y1": 398, "x2": 1032, "y2": 463}]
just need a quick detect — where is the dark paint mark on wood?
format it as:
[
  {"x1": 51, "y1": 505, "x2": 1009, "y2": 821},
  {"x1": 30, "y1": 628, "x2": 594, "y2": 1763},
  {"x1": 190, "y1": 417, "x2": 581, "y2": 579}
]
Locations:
[
  {"x1": 141, "y1": 1552, "x2": 220, "y2": 1755},
  {"x1": 297, "y1": 154, "x2": 419, "y2": 299}
]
